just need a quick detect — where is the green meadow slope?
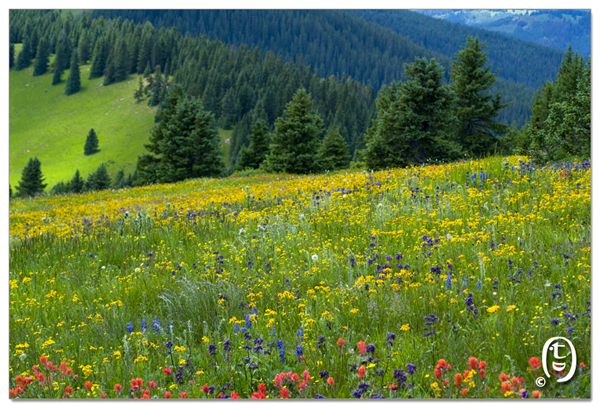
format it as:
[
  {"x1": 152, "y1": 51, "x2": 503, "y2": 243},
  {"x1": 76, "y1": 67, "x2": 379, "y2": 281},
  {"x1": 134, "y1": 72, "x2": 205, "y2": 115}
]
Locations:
[{"x1": 10, "y1": 55, "x2": 157, "y2": 190}]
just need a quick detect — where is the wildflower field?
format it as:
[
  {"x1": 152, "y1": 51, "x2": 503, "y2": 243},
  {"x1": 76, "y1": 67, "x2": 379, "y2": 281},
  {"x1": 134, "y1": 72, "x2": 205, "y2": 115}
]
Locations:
[{"x1": 9, "y1": 156, "x2": 591, "y2": 399}]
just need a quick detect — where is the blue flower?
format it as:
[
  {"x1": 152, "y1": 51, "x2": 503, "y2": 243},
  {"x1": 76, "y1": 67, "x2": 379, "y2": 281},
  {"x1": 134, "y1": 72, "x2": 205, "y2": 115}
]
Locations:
[
  {"x1": 152, "y1": 317, "x2": 161, "y2": 333},
  {"x1": 126, "y1": 321, "x2": 133, "y2": 335},
  {"x1": 141, "y1": 316, "x2": 147, "y2": 333}
]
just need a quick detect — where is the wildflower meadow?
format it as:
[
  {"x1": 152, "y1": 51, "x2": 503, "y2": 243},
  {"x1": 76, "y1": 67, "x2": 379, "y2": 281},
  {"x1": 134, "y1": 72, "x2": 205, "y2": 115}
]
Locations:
[{"x1": 9, "y1": 156, "x2": 591, "y2": 399}]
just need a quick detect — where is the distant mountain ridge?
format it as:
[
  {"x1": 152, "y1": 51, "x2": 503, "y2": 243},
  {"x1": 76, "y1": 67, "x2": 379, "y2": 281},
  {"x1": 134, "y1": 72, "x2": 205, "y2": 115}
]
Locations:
[{"x1": 412, "y1": 9, "x2": 590, "y2": 56}]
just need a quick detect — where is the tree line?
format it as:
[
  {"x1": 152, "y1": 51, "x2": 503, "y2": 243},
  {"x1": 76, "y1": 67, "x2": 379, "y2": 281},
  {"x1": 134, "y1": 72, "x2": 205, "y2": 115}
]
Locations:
[{"x1": 92, "y1": 9, "x2": 567, "y2": 126}]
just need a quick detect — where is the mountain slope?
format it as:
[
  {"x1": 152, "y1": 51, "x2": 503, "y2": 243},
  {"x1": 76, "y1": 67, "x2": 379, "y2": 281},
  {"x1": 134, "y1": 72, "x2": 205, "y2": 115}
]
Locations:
[
  {"x1": 10, "y1": 60, "x2": 157, "y2": 189},
  {"x1": 352, "y1": 10, "x2": 565, "y2": 89}
]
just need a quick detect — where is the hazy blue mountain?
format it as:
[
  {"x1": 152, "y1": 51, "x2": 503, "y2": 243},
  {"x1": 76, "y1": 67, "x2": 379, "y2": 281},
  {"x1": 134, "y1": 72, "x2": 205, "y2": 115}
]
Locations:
[{"x1": 412, "y1": 9, "x2": 590, "y2": 56}]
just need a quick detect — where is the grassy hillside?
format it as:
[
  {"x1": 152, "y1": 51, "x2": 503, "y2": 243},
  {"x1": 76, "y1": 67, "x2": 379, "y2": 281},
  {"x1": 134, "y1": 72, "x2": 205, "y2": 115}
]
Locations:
[
  {"x1": 9, "y1": 54, "x2": 158, "y2": 190},
  {"x1": 9, "y1": 156, "x2": 591, "y2": 398}
]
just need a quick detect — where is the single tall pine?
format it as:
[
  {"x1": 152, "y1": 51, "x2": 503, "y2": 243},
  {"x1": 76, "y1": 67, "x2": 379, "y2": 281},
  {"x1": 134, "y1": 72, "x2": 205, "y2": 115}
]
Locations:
[
  {"x1": 317, "y1": 128, "x2": 351, "y2": 171},
  {"x1": 148, "y1": 65, "x2": 163, "y2": 107},
  {"x1": 32, "y1": 37, "x2": 50, "y2": 76},
  {"x1": 67, "y1": 169, "x2": 85, "y2": 193},
  {"x1": 84, "y1": 128, "x2": 100, "y2": 155},
  {"x1": 16, "y1": 157, "x2": 47, "y2": 197},
  {"x1": 86, "y1": 163, "x2": 112, "y2": 191},
  {"x1": 450, "y1": 36, "x2": 509, "y2": 156},
  {"x1": 264, "y1": 88, "x2": 323, "y2": 174},
  {"x1": 365, "y1": 58, "x2": 460, "y2": 170},
  {"x1": 65, "y1": 52, "x2": 81, "y2": 95},
  {"x1": 236, "y1": 119, "x2": 271, "y2": 171},
  {"x1": 134, "y1": 76, "x2": 144, "y2": 102},
  {"x1": 15, "y1": 37, "x2": 32, "y2": 71}
]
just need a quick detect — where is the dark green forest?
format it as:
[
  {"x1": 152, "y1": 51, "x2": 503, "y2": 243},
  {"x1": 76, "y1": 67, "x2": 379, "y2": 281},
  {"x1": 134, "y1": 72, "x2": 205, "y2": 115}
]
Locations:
[{"x1": 91, "y1": 9, "x2": 565, "y2": 126}]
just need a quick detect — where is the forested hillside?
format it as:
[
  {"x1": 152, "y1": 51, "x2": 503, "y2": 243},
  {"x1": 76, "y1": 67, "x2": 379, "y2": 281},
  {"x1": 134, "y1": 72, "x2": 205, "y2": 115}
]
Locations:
[
  {"x1": 9, "y1": 10, "x2": 376, "y2": 174},
  {"x1": 351, "y1": 10, "x2": 564, "y2": 88},
  {"x1": 91, "y1": 9, "x2": 565, "y2": 126}
]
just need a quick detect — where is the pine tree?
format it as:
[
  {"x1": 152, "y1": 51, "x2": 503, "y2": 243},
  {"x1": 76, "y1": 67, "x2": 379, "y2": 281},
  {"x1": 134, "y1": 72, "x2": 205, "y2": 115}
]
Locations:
[
  {"x1": 86, "y1": 163, "x2": 112, "y2": 191},
  {"x1": 526, "y1": 47, "x2": 588, "y2": 162},
  {"x1": 16, "y1": 157, "x2": 47, "y2": 197},
  {"x1": 65, "y1": 52, "x2": 81, "y2": 95},
  {"x1": 89, "y1": 37, "x2": 108, "y2": 79},
  {"x1": 52, "y1": 63, "x2": 63, "y2": 85},
  {"x1": 103, "y1": 60, "x2": 116, "y2": 85},
  {"x1": 15, "y1": 37, "x2": 32, "y2": 70},
  {"x1": 137, "y1": 85, "x2": 223, "y2": 183},
  {"x1": 317, "y1": 128, "x2": 351, "y2": 171},
  {"x1": 51, "y1": 40, "x2": 66, "y2": 85},
  {"x1": 188, "y1": 102, "x2": 224, "y2": 178},
  {"x1": 450, "y1": 37, "x2": 509, "y2": 157},
  {"x1": 32, "y1": 37, "x2": 50, "y2": 76},
  {"x1": 143, "y1": 62, "x2": 152, "y2": 78},
  {"x1": 78, "y1": 33, "x2": 91, "y2": 64},
  {"x1": 84, "y1": 128, "x2": 100, "y2": 155},
  {"x1": 134, "y1": 76, "x2": 144, "y2": 102},
  {"x1": 50, "y1": 181, "x2": 68, "y2": 195},
  {"x1": 113, "y1": 169, "x2": 126, "y2": 189},
  {"x1": 365, "y1": 58, "x2": 460, "y2": 170},
  {"x1": 236, "y1": 119, "x2": 271, "y2": 171},
  {"x1": 9, "y1": 43, "x2": 15, "y2": 69},
  {"x1": 148, "y1": 65, "x2": 163, "y2": 106},
  {"x1": 67, "y1": 169, "x2": 85, "y2": 193},
  {"x1": 264, "y1": 88, "x2": 323, "y2": 174},
  {"x1": 114, "y1": 38, "x2": 129, "y2": 82}
]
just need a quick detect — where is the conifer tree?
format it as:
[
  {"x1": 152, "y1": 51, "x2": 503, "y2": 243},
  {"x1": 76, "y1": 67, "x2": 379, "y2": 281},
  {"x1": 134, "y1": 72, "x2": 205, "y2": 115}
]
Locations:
[
  {"x1": 365, "y1": 58, "x2": 460, "y2": 170},
  {"x1": 32, "y1": 37, "x2": 50, "y2": 76},
  {"x1": 113, "y1": 169, "x2": 126, "y2": 189},
  {"x1": 148, "y1": 65, "x2": 163, "y2": 106},
  {"x1": 450, "y1": 36, "x2": 509, "y2": 156},
  {"x1": 50, "y1": 181, "x2": 68, "y2": 195},
  {"x1": 15, "y1": 37, "x2": 32, "y2": 70},
  {"x1": 236, "y1": 119, "x2": 271, "y2": 171},
  {"x1": 16, "y1": 157, "x2": 47, "y2": 197},
  {"x1": 143, "y1": 62, "x2": 152, "y2": 78},
  {"x1": 114, "y1": 38, "x2": 129, "y2": 82},
  {"x1": 84, "y1": 128, "x2": 99, "y2": 155},
  {"x1": 317, "y1": 128, "x2": 351, "y2": 171},
  {"x1": 51, "y1": 39, "x2": 67, "y2": 85},
  {"x1": 137, "y1": 85, "x2": 223, "y2": 183},
  {"x1": 52, "y1": 62, "x2": 63, "y2": 85},
  {"x1": 134, "y1": 76, "x2": 144, "y2": 102},
  {"x1": 264, "y1": 88, "x2": 323, "y2": 174},
  {"x1": 89, "y1": 37, "x2": 108, "y2": 79},
  {"x1": 78, "y1": 33, "x2": 91, "y2": 64},
  {"x1": 9, "y1": 43, "x2": 15, "y2": 69},
  {"x1": 526, "y1": 47, "x2": 588, "y2": 162},
  {"x1": 103, "y1": 60, "x2": 116, "y2": 85},
  {"x1": 67, "y1": 169, "x2": 85, "y2": 193},
  {"x1": 65, "y1": 52, "x2": 81, "y2": 95},
  {"x1": 86, "y1": 163, "x2": 112, "y2": 191}
]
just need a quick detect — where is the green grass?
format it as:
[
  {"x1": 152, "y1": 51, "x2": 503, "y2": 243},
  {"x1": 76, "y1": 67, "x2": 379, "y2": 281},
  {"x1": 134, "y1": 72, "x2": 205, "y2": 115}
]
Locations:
[
  {"x1": 10, "y1": 59, "x2": 158, "y2": 189},
  {"x1": 10, "y1": 54, "x2": 237, "y2": 190}
]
